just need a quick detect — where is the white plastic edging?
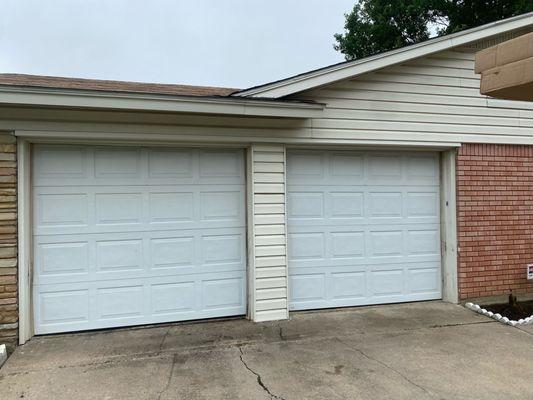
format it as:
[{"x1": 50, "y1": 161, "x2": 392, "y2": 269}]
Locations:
[{"x1": 465, "y1": 302, "x2": 533, "y2": 327}]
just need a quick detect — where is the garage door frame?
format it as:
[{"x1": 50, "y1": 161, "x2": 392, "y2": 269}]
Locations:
[
  {"x1": 17, "y1": 140, "x2": 458, "y2": 344},
  {"x1": 286, "y1": 148, "x2": 446, "y2": 310},
  {"x1": 17, "y1": 139, "x2": 254, "y2": 342},
  {"x1": 283, "y1": 146, "x2": 457, "y2": 310}
]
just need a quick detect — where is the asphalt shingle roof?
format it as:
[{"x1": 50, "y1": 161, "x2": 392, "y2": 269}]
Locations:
[{"x1": 0, "y1": 74, "x2": 239, "y2": 97}]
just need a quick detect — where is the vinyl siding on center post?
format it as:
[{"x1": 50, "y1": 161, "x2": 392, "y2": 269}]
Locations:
[{"x1": 249, "y1": 144, "x2": 289, "y2": 321}]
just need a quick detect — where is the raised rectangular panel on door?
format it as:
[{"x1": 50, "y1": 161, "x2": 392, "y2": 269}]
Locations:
[
  {"x1": 287, "y1": 150, "x2": 441, "y2": 310},
  {"x1": 32, "y1": 145, "x2": 246, "y2": 334}
]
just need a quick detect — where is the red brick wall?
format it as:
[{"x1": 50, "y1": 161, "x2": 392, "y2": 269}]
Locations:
[{"x1": 457, "y1": 143, "x2": 533, "y2": 300}]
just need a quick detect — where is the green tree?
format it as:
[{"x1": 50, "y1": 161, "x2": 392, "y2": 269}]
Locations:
[
  {"x1": 438, "y1": 0, "x2": 533, "y2": 34},
  {"x1": 334, "y1": 0, "x2": 533, "y2": 60}
]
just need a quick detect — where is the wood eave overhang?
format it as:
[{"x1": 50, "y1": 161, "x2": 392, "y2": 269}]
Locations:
[{"x1": 476, "y1": 32, "x2": 533, "y2": 101}]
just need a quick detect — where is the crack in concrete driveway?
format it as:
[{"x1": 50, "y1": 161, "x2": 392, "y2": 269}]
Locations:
[
  {"x1": 335, "y1": 337, "x2": 435, "y2": 399},
  {"x1": 155, "y1": 354, "x2": 177, "y2": 400},
  {"x1": 238, "y1": 346, "x2": 286, "y2": 400}
]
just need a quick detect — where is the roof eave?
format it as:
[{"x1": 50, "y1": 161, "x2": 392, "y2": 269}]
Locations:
[
  {"x1": 235, "y1": 12, "x2": 533, "y2": 99},
  {"x1": 0, "y1": 86, "x2": 325, "y2": 118}
]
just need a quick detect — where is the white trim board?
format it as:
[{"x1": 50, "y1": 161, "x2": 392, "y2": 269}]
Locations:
[
  {"x1": 245, "y1": 146, "x2": 256, "y2": 320},
  {"x1": 0, "y1": 86, "x2": 324, "y2": 118},
  {"x1": 17, "y1": 139, "x2": 32, "y2": 344},
  {"x1": 440, "y1": 150, "x2": 458, "y2": 304},
  {"x1": 235, "y1": 12, "x2": 533, "y2": 98},
  {"x1": 14, "y1": 129, "x2": 462, "y2": 148}
]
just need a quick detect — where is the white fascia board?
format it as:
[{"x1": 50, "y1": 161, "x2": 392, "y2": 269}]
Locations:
[
  {"x1": 0, "y1": 86, "x2": 324, "y2": 118},
  {"x1": 236, "y1": 12, "x2": 533, "y2": 98},
  {"x1": 15, "y1": 129, "x2": 462, "y2": 149}
]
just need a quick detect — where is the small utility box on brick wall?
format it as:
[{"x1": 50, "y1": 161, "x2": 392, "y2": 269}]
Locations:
[
  {"x1": 527, "y1": 264, "x2": 533, "y2": 280},
  {"x1": 0, "y1": 344, "x2": 6, "y2": 367}
]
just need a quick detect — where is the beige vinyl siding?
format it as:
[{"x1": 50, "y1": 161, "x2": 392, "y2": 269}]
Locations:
[
  {"x1": 294, "y1": 48, "x2": 533, "y2": 145},
  {"x1": 250, "y1": 144, "x2": 288, "y2": 322},
  {"x1": 5, "y1": 37, "x2": 533, "y2": 148}
]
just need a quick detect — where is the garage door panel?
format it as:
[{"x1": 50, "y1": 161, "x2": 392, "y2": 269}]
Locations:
[
  {"x1": 34, "y1": 270, "x2": 247, "y2": 334},
  {"x1": 201, "y1": 277, "x2": 244, "y2": 310},
  {"x1": 151, "y1": 281, "x2": 196, "y2": 315},
  {"x1": 368, "y1": 155, "x2": 403, "y2": 180},
  {"x1": 33, "y1": 147, "x2": 244, "y2": 187},
  {"x1": 34, "y1": 186, "x2": 245, "y2": 236},
  {"x1": 406, "y1": 155, "x2": 440, "y2": 181},
  {"x1": 330, "y1": 272, "x2": 366, "y2": 300},
  {"x1": 369, "y1": 269, "x2": 404, "y2": 297},
  {"x1": 150, "y1": 237, "x2": 195, "y2": 270},
  {"x1": 199, "y1": 190, "x2": 243, "y2": 221},
  {"x1": 287, "y1": 152, "x2": 325, "y2": 179},
  {"x1": 330, "y1": 192, "x2": 364, "y2": 218},
  {"x1": 34, "y1": 228, "x2": 246, "y2": 286},
  {"x1": 95, "y1": 239, "x2": 143, "y2": 273},
  {"x1": 149, "y1": 192, "x2": 195, "y2": 223},
  {"x1": 406, "y1": 229, "x2": 440, "y2": 255},
  {"x1": 37, "y1": 241, "x2": 90, "y2": 277},
  {"x1": 97, "y1": 285, "x2": 144, "y2": 320},
  {"x1": 288, "y1": 188, "x2": 439, "y2": 226},
  {"x1": 96, "y1": 192, "x2": 143, "y2": 225},
  {"x1": 290, "y1": 257, "x2": 441, "y2": 270},
  {"x1": 94, "y1": 148, "x2": 143, "y2": 179},
  {"x1": 37, "y1": 288, "x2": 90, "y2": 326},
  {"x1": 288, "y1": 151, "x2": 438, "y2": 187},
  {"x1": 201, "y1": 233, "x2": 243, "y2": 264},
  {"x1": 199, "y1": 150, "x2": 243, "y2": 178},
  {"x1": 290, "y1": 256, "x2": 442, "y2": 273},
  {"x1": 331, "y1": 231, "x2": 365, "y2": 259},
  {"x1": 287, "y1": 192, "x2": 325, "y2": 219},
  {"x1": 330, "y1": 154, "x2": 364, "y2": 179},
  {"x1": 288, "y1": 150, "x2": 441, "y2": 311},
  {"x1": 148, "y1": 149, "x2": 193, "y2": 178},
  {"x1": 368, "y1": 230, "x2": 403, "y2": 257},
  {"x1": 289, "y1": 224, "x2": 440, "y2": 269},
  {"x1": 408, "y1": 266, "x2": 441, "y2": 294},
  {"x1": 289, "y1": 273, "x2": 326, "y2": 303},
  {"x1": 289, "y1": 263, "x2": 441, "y2": 311},
  {"x1": 406, "y1": 192, "x2": 439, "y2": 217},
  {"x1": 288, "y1": 232, "x2": 326, "y2": 261},
  {"x1": 33, "y1": 145, "x2": 246, "y2": 334},
  {"x1": 368, "y1": 192, "x2": 402, "y2": 217},
  {"x1": 33, "y1": 146, "x2": 89, "y2": 180},
  {"x1": 36, "y1": 193, "x2": 89, "y2": 228}
]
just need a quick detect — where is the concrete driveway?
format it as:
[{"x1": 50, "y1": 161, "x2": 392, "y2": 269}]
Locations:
[{"x1": 2, "y1": 301, "x2": 533, "y2": 400}]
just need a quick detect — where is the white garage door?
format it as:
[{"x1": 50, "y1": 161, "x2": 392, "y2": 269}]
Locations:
[
  {"x1": 33, "y1": 145, "x2": 246, "y2": 334},
  {"x1": 287, "y1": 150, "x2": 441, "y2": 311}
]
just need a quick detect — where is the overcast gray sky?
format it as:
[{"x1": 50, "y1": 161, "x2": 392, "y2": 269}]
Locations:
[{"x1": 0, "y1": 0, "x2": 355, "y2": 89}]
